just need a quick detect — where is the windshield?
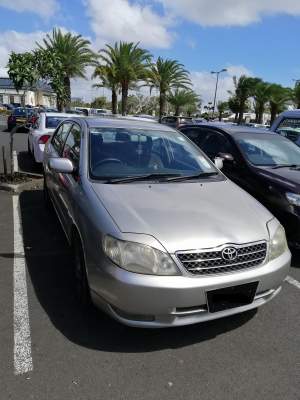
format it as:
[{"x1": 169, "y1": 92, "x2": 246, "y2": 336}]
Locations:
[
  {"x1": 45, "y1": 116, "x2": 67, "y2": 129},
  {"x1": 237, "y1": 135, "x2": 300, "y2": 166},
  {"x1": 89, "y1": 127, "x2": 217, "y2": 180}
]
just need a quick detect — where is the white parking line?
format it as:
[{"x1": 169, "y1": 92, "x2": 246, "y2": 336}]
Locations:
[
  {"x1": 285, "y1": 275, "x2": 300, "y2": 290},
  {"x1": 13, "y1": 196, "x2": 33, "y2": 375},
  {"x1": 13, "y1": 150, "x2": 18, "y2": 173}
]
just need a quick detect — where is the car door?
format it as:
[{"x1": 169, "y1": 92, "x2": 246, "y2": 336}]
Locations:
[{"x1": 57, "y1": 123, "x2": 82, "y2": 235}]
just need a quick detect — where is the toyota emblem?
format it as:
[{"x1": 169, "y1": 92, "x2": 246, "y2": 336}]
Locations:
[{"x1": 222, "y1": 247, "x2": 238, "y2": 261}]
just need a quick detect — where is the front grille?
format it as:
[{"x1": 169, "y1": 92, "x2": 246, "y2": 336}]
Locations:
[{"x1": 176, "y1": 242, "x2": 267, "y2": 275}]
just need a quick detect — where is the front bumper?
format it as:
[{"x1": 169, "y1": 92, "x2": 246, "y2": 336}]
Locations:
[{"x1": 89, "y1": 249, "x2": 291, "y2": 328}]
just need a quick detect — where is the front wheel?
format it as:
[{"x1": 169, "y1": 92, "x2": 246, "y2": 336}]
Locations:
[{"x1": 73, "y1": 235, "x2": 91, "y2": 308}]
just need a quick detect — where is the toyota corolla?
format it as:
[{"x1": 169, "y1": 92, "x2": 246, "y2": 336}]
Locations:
[{"x1": 43, "y1": 117, "x2": 291, "y2": 327}]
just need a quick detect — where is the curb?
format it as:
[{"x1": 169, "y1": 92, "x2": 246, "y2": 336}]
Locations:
[{"x1": 0, "y1": 177, "x2": 43, "y2": 193}]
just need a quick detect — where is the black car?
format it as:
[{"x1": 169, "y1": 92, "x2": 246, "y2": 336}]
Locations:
[
  {"x1": 179, "y1": 123, "x2": 300, "y2": 246},
  {"x1": 7, "y1": 107, "x2": 33, "y2": 131}
]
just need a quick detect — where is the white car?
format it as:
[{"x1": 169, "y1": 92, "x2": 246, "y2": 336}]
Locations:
[{"x1": 28, "y1": 112, "x2": 78, "y2": 163}]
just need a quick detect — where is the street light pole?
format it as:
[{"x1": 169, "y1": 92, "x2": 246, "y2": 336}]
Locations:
[{"x1": 211, "y1": 68, "x2": 227, "y2": 116}]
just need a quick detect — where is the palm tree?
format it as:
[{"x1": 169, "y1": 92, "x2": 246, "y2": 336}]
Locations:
[
  {"x1": 99, "y1": 42, "x2": 152, "y2": 115},
  {"x1": 293, "y1": 82, "x2": 300, "y2": 109},
  {"x1": 269, "y1": 84, "x2": 292, "y2": 124},
  {"x1": 147, "y1": 57, "x2": 191, "y2": 122},
  {"x1": 253, "y1": 81, "x2": 272, "y2": 124},
  {"x1": 38, "y1": 28, "x2": 98, "y2": 109},
  {"x1": 229, "y1": 75, "x2": 261, "y2": 124},
  {"x1": 167, "y1": 89, "x2": 200, "y2": 116},
  {"x1": 92, "y1": 64, "x2": 119, "y2": 114},
  {"x1": 217, "y1": 101, "x2": 228, "y2": 121}
]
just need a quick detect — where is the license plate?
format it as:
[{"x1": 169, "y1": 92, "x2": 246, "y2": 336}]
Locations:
[{"x1": 207, "y1": 282, "x2": 258, "y2": 313}]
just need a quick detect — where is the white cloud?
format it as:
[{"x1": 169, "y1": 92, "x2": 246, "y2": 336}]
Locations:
[
  {"x1": 85, "y1": 0, "x2": 173, "y2": 48},
  {"x1": 0, "y1": 0, "x2": 59, "y2": 18},
  {"x1": 157, "y1": 0, "x2": 300, "y2": 26},
  {"x1": 191, "y1": 65, "x2": 253, "y2": 105}
]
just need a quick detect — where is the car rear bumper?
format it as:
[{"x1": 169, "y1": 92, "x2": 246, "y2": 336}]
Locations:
[{"x1": 89, "y1": 250, "x2": 291, "y2": 328}]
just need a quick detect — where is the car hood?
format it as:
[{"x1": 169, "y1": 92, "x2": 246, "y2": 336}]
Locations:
[
  {"x1": 256, "y1": 166, "x2": 300, "y2": 190},
  {"x1": 91, "y1": 180, "x2": 273, "y2": 253}
]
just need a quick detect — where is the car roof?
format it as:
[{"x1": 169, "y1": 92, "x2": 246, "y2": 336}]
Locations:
[
  {"x1": 67, "y1": 116, "x2": 177, "y2": 132},
  {"x1": 40, "y1": 112, "x2": 80, "y2": 118},
  {"x1": 277, "y1": 109, "x2": 300, "y2": 118},
  {"x1": 181, "y1": 122, "x2": 272, "y2": 136}
]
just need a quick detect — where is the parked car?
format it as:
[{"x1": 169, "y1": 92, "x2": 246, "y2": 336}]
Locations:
[
  {"x1": 43, "y1": 117, "x2": 290, "y2": 328},
  {"x1": 271, "y1": 110, "x2": 300, "y2": 144},
  {"x1": 180, "y1": 123, "x2": 300, "y2": 246},
  {"x1": 7, "y1": 107, "x2": 33, "y2": 131},
  {"x1": 28, "y1": 112, "x2": 79, "y2": 163},
  {"x1": 161, "y1": 115, "x2": 194, "y2": 128}
]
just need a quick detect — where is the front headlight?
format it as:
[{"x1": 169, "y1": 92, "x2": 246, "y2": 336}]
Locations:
[
  {"x1": 267, "y1": 221, "x2": 288, "y2": 261},
  {"x1": 103, "y1": 235, "x2": 180, "y2": 275},
  {"x1": 286, "y1": 192, "x2": 300, "y2": 207}
]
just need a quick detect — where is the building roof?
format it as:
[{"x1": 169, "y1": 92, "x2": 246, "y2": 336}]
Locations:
[{"x1": 0, "y1": 77, "x2": 54, "y2": 93}]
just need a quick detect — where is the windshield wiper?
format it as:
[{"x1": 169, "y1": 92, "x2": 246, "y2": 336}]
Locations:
[
  {"x1": 272, "y1": 164, "x2": 300, "y2": 169},
  {"x1": 104, "y1": 173, "x2": 182, "y2": 184},
  {"x1": 164, "y1": 171, "x2": 219, "y2": 182}
]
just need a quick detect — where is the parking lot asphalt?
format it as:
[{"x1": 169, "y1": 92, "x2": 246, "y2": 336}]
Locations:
[
  {"x1": 0, "y1": 131, "x2": 300, "y2": 399},
  {"x1": 0, "y1": 188, "x2": 299, "y2": 400}
]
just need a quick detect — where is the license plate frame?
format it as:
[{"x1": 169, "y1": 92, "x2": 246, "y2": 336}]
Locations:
[{"x1": 207, "y1": 281, "x2": 258, "y2": 313}]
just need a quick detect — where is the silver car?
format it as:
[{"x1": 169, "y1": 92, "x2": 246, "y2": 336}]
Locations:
[{"x1": 43, "y1": 117, "x2": 291, "y2": 328}]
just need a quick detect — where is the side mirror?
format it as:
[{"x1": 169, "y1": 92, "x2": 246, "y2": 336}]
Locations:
[
  {"x1": 218, "y1": 152, "x2": 234, "y2": 161},
  {"x1": 48, "y1": 158, "x2": 74, "y2": 174},
  {"x1": 214, "y1": 157, "x2": 223, "y2": 170}
]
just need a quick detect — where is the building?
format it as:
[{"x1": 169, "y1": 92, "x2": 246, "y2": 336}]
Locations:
[{"x1": 0, "y1": 77, "x2": 56, "y2": 107}]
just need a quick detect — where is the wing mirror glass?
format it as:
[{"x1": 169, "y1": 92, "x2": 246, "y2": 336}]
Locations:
[{"x1": 48, "y1": 158, "x2": 74, "y2": 174}]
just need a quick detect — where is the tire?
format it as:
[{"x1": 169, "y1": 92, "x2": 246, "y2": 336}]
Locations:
[{"x1": 73, "y1": 234, "x2": 91, "y2": 308}]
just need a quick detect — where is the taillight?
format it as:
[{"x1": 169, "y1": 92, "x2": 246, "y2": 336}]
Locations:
[{"x1": 38, "y1": 134, "x2": 51, "y2": 144}]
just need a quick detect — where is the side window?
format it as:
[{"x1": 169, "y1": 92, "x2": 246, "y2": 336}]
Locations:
[
  {"x1": 200, "y1": 130, "x2": 234, "y2": 159},
  {"x1": 181, "y1": 128, "x2": 207, "y2": 147},
  {"x1": 62, "y1": 124, "x2": 81, "y2": 170},
  {"x1": 52, "y1": 122, "x2": 72, "y2": 155}
]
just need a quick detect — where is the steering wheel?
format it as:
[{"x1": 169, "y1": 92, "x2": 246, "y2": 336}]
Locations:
[{"x1": 93, "y1": 158, "x2": 123, "y2": 169}]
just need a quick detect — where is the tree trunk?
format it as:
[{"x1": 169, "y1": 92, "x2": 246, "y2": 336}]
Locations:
[
  {"x1": 238, "y1": 101, "x2": 245, "y2": 125},
  {"x1": 297, "y1": 101, "x2": 300, "y2": 109},
  {"x1": 234, "y1": 112, "x2": 238, "y2": 122},
  {"x1": 270, "y1": 105, "x2": 277, "y2": 125},
  {"x1": 63, "y1": 76, "x2": 71, "y2": 110},
  {"x1": 121, "y1": 83, "x2": 128, "y2": 116},
  {"x1": 257, "y1": 103, "x2": 264, "y2": 124},
  {"x1": 56, "y1": 96, "x2": 63, "y2": 112},
  {"x1": 218, "y1": 112, "x2": 222, "y2": 121},
  {"x1": 175, "y1": 105, "x2": 180, "y2": 116},
  {"x1": 159, "y1": 91, "x2": 166, "y2": 122},
  {"x1": 112, "y1": 88, "x2": 117, "y2": 114}
]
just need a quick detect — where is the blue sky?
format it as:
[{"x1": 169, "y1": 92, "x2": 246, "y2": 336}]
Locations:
[{"x1": 0, "y1": 0, "x2": 300, "y2": 102}]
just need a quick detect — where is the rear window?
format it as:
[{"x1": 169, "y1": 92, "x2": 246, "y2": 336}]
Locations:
[
  {"x1": 13, "y1": 108, "x2": 27, "y2": 116},
  {"x1": 46, "y1": 116, "x2": 67, "y2": 129}
]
